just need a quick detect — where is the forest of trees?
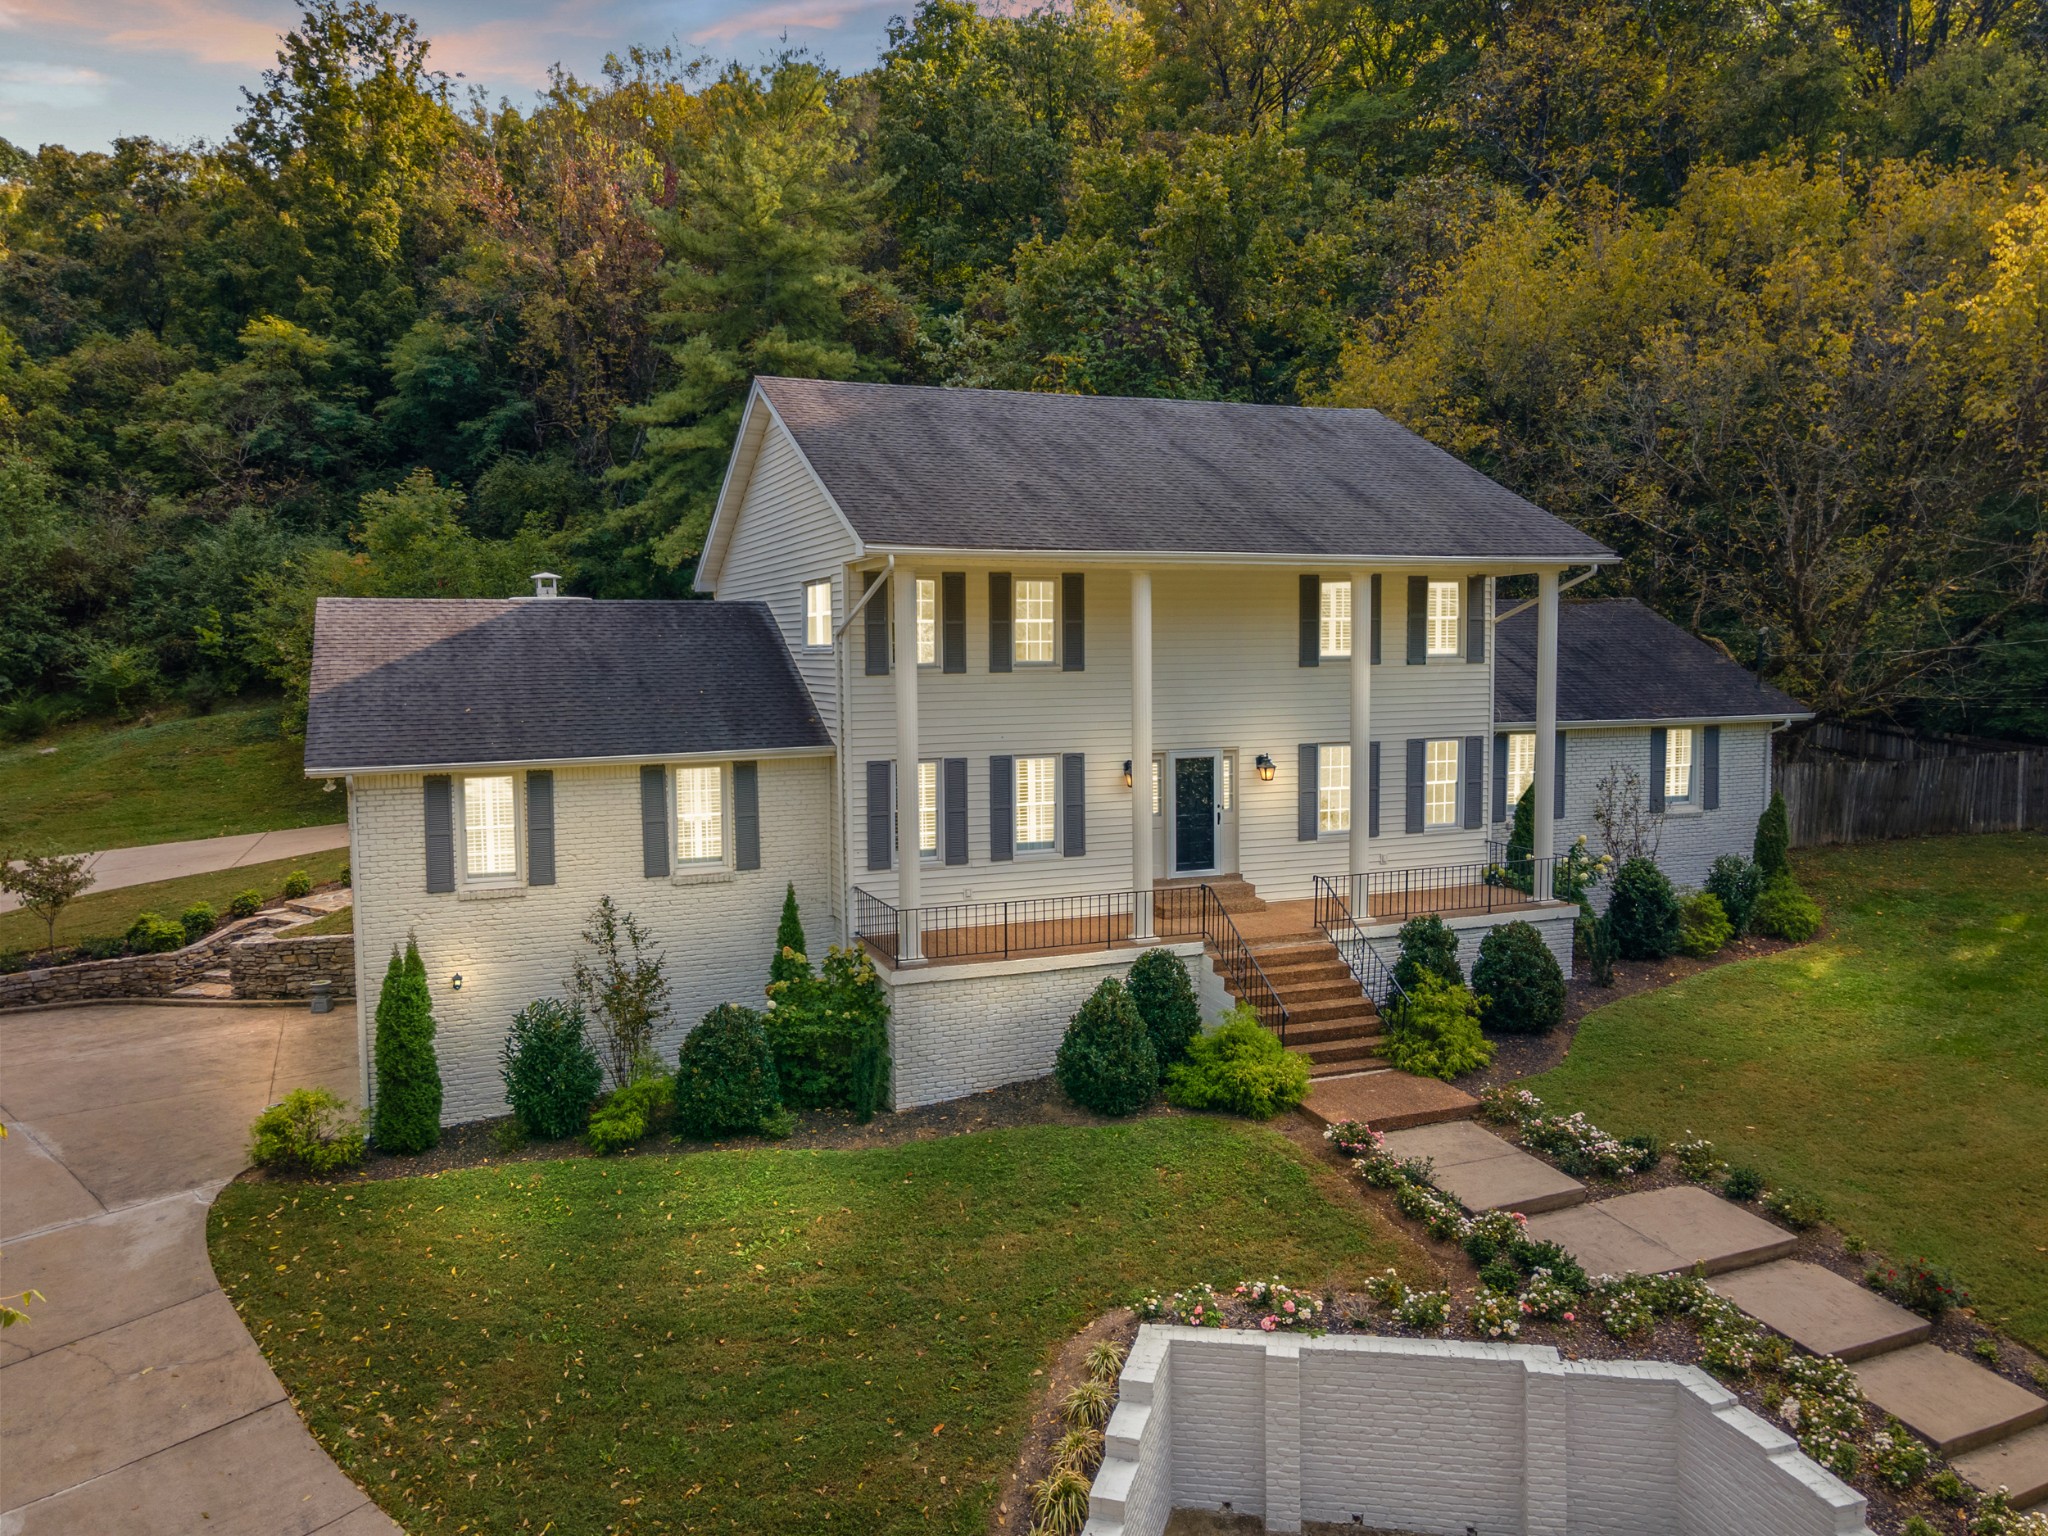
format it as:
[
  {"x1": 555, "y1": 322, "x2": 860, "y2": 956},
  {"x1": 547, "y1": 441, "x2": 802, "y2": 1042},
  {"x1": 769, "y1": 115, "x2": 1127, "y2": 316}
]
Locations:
[{"x1": 1, "y1": 0, "x2": 2043, "y2": 739}]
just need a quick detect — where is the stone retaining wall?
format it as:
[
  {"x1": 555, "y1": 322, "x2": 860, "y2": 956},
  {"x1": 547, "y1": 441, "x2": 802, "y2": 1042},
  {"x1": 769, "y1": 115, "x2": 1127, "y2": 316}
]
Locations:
[
  {"x1": 229, "y1": 934, "x2": 357, "y2": 999},
  {"x1": 0, "y1": 951, "x2": 205, "y2": 1009},
  {"x1": 1088, "y1": 1326, "x2": 1872, "y2": 1536}
]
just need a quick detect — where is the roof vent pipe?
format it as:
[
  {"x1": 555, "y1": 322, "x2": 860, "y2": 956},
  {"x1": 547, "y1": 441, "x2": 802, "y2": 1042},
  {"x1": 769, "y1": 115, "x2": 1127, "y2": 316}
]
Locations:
[{"x1": 531, "y1": 572, "x2": 561, "y2": 598}]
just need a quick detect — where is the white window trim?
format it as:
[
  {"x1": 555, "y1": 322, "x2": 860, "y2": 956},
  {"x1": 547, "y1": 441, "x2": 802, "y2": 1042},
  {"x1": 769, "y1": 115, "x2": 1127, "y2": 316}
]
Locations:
[
  {"x1": 1425, "y1": 581, "x2": 1461, "y2": 659},
  {"x1": 915, "y1": 578, "x2": 938, "y2": 669},
  {"x1": 802, "y1": 580, "x2": 832, "y2": 650},
  {"x1": 1014, "y1": 753, "x2": 1060, "y2": 854},
  {"x1": 1423, "y1": 738, "x2": 1460, "y2": 829},
  {"x1": 1151, "y1": 757, "x2": 1162, "y2": 819},
  {"x1": 1318, "y1": 742, "x2": 1351, "y2": 836},
  {"x1": 1666, "y1": 727, "x2": 1696, "y2": 807},
  {"x1": 456, "y1": 771, "x2": 523, "y2": 889},
  {"x1": 672, "y1": 763, "x2": 731, "y2": 870},
  {"x1": 1012, "y1": 576, "x2": 1058, "y2": 667},
  {"x1": 1506, "y1": 732, "x2": 1536, "y2": 812},
  {"x1": 1319, "y1": 578, "x2": 1352, "y2": 659},
  {"x1": 918, "y1": 758, "x2": 940, "y2": 861}
]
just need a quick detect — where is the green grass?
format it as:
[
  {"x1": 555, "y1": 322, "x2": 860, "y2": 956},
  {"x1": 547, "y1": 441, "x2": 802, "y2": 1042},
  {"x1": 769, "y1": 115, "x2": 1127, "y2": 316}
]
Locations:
[
  {"x1": 0, "y1": 849, "x2": 349, "y2": 955},
  {"x1": 291, "y1": 903, "x2": 354, "y2": 936},
  {"x1": 211, "y1": 1117, "x2": 1427, "y2": 1535},
  {"x1": 0, "y1": 702, "x2": 336, "y2": 853},
  {"x1": 1533, "y1": 834, "x2": 2048, "y2": 1351}
]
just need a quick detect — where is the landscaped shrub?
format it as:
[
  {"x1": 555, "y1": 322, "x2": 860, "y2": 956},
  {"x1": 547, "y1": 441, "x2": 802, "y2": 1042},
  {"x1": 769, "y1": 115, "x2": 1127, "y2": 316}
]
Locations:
[
  {"x1": 1605, "y1": 857, "x2": 1681, "y2": 959},
  {"x1": 570, "y1": 896, "x2": 672, "y2": 1089},
  {"x1": 1765, "y1": 1187, "x2": 1826, "y2": 1230},
  {"x1": 764, "y1": 945, "x2": 891, "y2": 1119},
  {"x1": 1162, "y1": 1004, "x2": 1309, "y2": 1118},
  {"x1": 124, "y1": 911, "x2": 186, "y2": 953},
  {"x1": 1723, "y1": 1165, "x2": 1765, "y2": 1202},
  {"x1": 372, "y1": 939, "x2": 442, "y2": 1154},
  {"x1": 1751, "y1": 874, "x2": 1822, "y2": 941},
  {"x1": 1492, "y1": 785, "x2": 1537, "y2": 892},
  {"x1": 1053, "y1": 976, "x2": 1158, "y2": 1116},
  {"x1": 1126, "y1": 947, "x2": 1202, "y2": 1068},
  {"x1": 282, "y1": 869, "x2": 313, "y2": 899},
  {"x1": 1381, "y1": 973, "x2": 1493, "y2": 1080},
  {"x1": 586, "y1": 1072, "x2": 676, "y2": 1154},
  {"x1": 673, "y1": 1003, "x2": 783, "y2": 1139},
  {"x1": 1391, "y1": 913, "x2": 1463, "y2": 992},
  {"x1": 228, "y1": 888, "x2": 264, "y2": 920},
  {"x1": 769, "y1": 882, "x2": 810, "y2": 988},
  {"x1": 1755, "y1": 790, "x2": 1790, "y2": 878},
  {"x1": 1471, "y1": 921, "x2": 1566, "y2": 1035},
  {"x1": 179, "y1": 902, "x2": 218, "y2": 942},
  {"x1": 249, "y1": 1088, "x2": 367, "y2": 1176},
  {"x1": 1706, "y1": 854, "x2": 1764, "y2": 936},
  {"x1": 1577, "y1": 909, "x2": 1617, "y2": 986},
  {"x1": 499, "y1": 998, "x2": 603, "y2": 1140},
  {"x1": 1676, "y1": 891, "x2": 1734, "y2": 957},
  {"x1": 1867, "y1": 1257, "x2": 1971, "y2": 1321}
]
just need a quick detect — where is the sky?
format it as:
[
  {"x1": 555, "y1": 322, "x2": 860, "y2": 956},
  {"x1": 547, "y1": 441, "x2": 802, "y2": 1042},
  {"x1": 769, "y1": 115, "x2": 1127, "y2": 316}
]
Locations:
[{"x1": 0, "y1": 0, "x2": 904, "y2": 152}]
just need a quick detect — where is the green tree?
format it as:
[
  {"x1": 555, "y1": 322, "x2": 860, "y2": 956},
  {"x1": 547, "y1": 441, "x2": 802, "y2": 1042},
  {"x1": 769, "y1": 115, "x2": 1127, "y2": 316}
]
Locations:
[
  {"x1": 770, "y1": 882, "x2": 810, "y2": 988},
  {"x1": 372, "y1": 937, "x2": 442, "y2": 1152}
]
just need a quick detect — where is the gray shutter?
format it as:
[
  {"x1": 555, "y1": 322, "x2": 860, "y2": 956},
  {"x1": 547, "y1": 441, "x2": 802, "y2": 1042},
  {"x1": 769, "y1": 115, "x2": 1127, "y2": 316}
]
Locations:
[
  {"x1": 1370, "y1": 574, "x2": 1383, "y2": 664},
  {"x1": 989, "y1": 756, "x2": 1014, "y2": 861},
  {"x1": 641, "y1": 765, "x2": 669, "y2": 878},
  {"x1": 732, "y1": 761, "x2": 760, "y2": 871},
  {"x1": 1650, "y1": 728, "x2": 1668, "y2": 812},
  {"x1": 526, "y1": 770, "x2": 555, "y2": 886},
  {"x1": 1297, "y1": 744, "x2": 1319, "y2": 841},
  {"x1": 1492, "y1": 734, "x2": 1508, "y2": 825},
  {"x1": 1405, "y1": 739, "x2": 1425, "y2": 833},
  {"x1": 1463, "y1": 735, "x2": 1483, "y2": 829},
  {"x1": 424, "y1": 775, "x2": 454, "y2": 893},
  {"x1": 1062, "y1": 573, "x2": 1085, "y2": 672},
  {"x1": 943, "y1": 757, "x2": 968, "y2": 865},
  {"x1": 1368, "y1": 741, "x2": 1381, "y2": 838},
  {"x1": 1299, "y1": 576, "x2": 1320, "y2": 667},
  {"x1": 1702, "y1": 727, "x2": 1721, "y2": 810},
  {"x1": 1406, "y1": 576, "x2": 1427, "y2": 664},
  {"x1": 988, "y1": 573, "x2": 1012, "y2": 672},
  {"x1": 1554, "y1": 732, "x2": 1568, "y2": 819},
  {"x1": 864, "y1": 572, "x2": 889, "y2": 676},
  {"x1": 1467, "y1": 576, "x2": 1486, "y2": 663},
  {"x1": 941, "y1": 572, "x2": 966, "y2": 673},
  {"x1": 865, "y1": 761, "x2": 892, "y2": 871},
  {"x1": 1061, "y1": 752, "x2": 1086, "y2": 855}
]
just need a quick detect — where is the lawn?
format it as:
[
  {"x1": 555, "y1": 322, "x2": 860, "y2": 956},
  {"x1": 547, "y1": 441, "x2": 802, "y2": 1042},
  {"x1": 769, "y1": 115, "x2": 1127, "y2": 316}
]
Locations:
[
  {"x1": 0, "y1": 849, "x2": 349, "y2": 955},
  {"x1": 211, "y1": 1116, "x2": 1428, "y2": 1535},
  {"x1": 1533, "y1": 833, "x2": 2047, "y2": 1352},
  {"x1": 0, "y1": 701, "x2": 336, "y2": 853}
]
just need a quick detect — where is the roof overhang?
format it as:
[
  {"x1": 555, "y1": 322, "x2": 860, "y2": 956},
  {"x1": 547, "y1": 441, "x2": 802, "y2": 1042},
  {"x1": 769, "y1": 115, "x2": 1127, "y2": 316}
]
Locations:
[
  {"x1": 855, "y1": 546, "x2": 1619, "y2": 570},
  {"x1": 306, "y1": 743, "x2": 836, "y2": 779},
  {"x1": 1494, "y1": 712, "x2": 1814, "y2": 732}
]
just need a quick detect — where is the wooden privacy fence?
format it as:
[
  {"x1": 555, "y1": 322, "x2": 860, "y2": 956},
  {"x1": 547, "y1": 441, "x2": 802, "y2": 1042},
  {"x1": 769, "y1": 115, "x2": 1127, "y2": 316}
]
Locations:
[{"x1": 1777, "y1": 750, "x2": 2048, "y2": 847}]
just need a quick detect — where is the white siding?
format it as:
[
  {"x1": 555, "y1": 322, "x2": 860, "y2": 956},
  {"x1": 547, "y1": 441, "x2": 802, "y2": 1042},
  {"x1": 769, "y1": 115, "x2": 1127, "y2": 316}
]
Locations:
[{"x1": 348, "y1": 758, "x2": 834, "y2": 1124}]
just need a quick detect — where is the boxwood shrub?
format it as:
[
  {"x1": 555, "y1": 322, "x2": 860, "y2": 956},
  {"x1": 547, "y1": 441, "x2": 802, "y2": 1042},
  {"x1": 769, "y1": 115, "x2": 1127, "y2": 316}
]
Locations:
[
  {"x1": 125, "y1": 911, "x2": 186, "y2": 954},
  {"x1": 499, "y1": 998, "x2": 603, "y2": 1140},
  {"x1": 1606, "y1": 857, "x2": 1681, "y2": 960},
  {"x1": 1471, "y1": 921, "x2": 1566, "y2": 1034},
  {"x1": 1676, "y1": 891, "x2": 1733, "y2": 957},
  {"x1": 1126, "y1": 948, "x2": 1202, "y2": 1069},
  {"x1": 1053, "y1": 976, "x2": 1158, "y2": 1116},
  {"x1": 179, "y1": 901, "x2": 218, "y2": 943},
  {"x1": 1392, "y1": 914, "x2": 1464, "y2": 992},
  {"x1": 248, "y1": 1088, "x2": 367, "y2": 1177},
  {"x1": 1705, "y1": 854, "x2": 1763, "y2": 936},
  {"x1": 673, "y1": 1003, "x2": 783, "y2": 1139},
  {"x1": 1751, "y1": 874, "x2": 1822, "y2": 942}
]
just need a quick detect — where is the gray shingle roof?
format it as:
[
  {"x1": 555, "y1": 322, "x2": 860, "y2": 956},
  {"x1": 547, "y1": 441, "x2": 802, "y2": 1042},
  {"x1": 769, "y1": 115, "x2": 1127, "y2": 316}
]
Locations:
[
  {"x1": 1495, "y1": 599, "x2": 1809, "y2": 726},
  {"x1": 755, "y1": 377, "x2": 1612, "y2": 562},
  {"x1": 305, "y1": 598, "x2": 831, "y2": 773}
]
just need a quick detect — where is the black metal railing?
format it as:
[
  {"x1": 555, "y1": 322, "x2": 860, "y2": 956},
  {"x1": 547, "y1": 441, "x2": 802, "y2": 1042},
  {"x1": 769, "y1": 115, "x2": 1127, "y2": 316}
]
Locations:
[
  {"x1": 1314, "y1": 855, "x2": 1560, "y2": 925},
  {"x1": 1193, "y1": 885, "x2": 1290, "y2": 1040},
  {"x1": 1311, "y1": 875, "x2": 1408, "y2": 1009}
]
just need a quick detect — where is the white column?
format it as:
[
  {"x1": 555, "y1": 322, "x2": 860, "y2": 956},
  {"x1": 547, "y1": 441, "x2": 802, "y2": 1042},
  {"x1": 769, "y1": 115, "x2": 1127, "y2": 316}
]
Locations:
[
  {"x1": 1348, "y1": 571, "x2": 1372, "y2": 881},
  {"x1": 892, "y1": 568, "x2": 923, "y2": 959},
  {"x1": 1533, "y1": 568, "x2": 1560, "y2": 901},
  {"x1": 1131, "y1": 569, "x2": 1154, "y2": 938}
]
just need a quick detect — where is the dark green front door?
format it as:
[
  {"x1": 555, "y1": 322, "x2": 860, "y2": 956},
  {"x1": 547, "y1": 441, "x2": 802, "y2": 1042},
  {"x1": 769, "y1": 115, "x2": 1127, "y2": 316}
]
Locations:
[{"x1": 1175, "y1": 756, "x2": 1216, "y2": 873}]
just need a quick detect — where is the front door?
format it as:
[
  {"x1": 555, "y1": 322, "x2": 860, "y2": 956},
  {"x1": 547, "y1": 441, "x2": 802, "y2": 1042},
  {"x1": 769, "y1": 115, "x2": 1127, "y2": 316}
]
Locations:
[{"x1": 1173, "y1": 754, "x2": 1219, "y2": 873}]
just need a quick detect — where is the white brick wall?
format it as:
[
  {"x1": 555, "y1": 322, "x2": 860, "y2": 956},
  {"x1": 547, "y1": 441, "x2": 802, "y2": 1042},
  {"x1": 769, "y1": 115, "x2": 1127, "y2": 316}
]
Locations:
[
  {"x1": 348, "y1": 758, "x2": 835, "y2": 1123},
  {"x1": 1087, "y1": 1327, "x2": 1872, "y2": 1536},
  {"x1": 882, "y1": 942, "x2": 1211, "y2": 1111}
]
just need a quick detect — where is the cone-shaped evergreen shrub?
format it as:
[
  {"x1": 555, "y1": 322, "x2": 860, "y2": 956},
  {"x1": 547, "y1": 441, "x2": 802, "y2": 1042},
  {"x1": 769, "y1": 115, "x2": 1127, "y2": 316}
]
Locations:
[
  {"x1": 1472, "y1": 921, "x2": 1566, "y2": 1034},
  {"x1": 499, "y1": 998, "x2": 603, "y2": 1140},
  {"x1": 1754, "y1": 791, "x2": 1790, "y2": 878},
  {"x1": 1053, "y1": 977, "x2": 1158, "y2": 1116},
  {"x1": 1392, "y1": 914, "x2": 1464, "y2": 992},
  {"x1": 372, "y1": 938, "x2": 442, "y2": 1153},
  {"x1": 1498, "y1": 785, "x2": 1536, "y2": 892},
  {"x1": 673, "y1": 1003, "x2": 782, "y2": 1139},
  {"x1": 1126, "y1": 948, "x2": 1201, "y2": 1068},
  {"x1": 1606, "y1": 857, "x2": 1681, "y2": 960},
  {"x1": 769, "y1": 883, "x2": 810, "y2": 988}
]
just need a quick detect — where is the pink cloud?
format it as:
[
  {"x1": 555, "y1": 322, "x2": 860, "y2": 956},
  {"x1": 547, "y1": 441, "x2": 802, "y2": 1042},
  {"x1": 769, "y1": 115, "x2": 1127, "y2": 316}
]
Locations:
[
  {"x1": 4, "y1": 0, "x2": 283, "y2": 68},
  {"x1": 684, "y1": 0, "x2": 894, "y2": 44}
]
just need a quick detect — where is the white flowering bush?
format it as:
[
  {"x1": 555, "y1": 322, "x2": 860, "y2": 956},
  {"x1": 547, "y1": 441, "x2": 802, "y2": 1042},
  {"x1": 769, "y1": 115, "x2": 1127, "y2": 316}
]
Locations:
[
  {"x1": 1672, "y1": 1135, "x2": 1728, "y2": 1182},
  {"x1": 1236, "y1": 1277, "x2": 1323, "y2": 1331},
  {"x1": 1134, "y1": 1282, "x2": 1228, "y2": 1327},
  {"x1": 1478, "y1": 1084, "x2": 1543, "y2": 1126},
  {"x1": 1517, "y1": 1269, "x2": 1581, "y2": 1323},
  {"x1": 1477, "y1": 1086, "x2": 1653, "y2": 1177},
  {"x1": 1467, "y1": 1290, "x2": 1521, "y2": 1340},
  {"x1": 1392, "y1": 1286, "x2": 1452, "y2": 1333},
  {"x1": 1972, "y1": 1491, "x2": 2048, "y2": 1536},
  {"x1": 1864, "y1": 1422, "x2": 1930, "y2": 1491}
]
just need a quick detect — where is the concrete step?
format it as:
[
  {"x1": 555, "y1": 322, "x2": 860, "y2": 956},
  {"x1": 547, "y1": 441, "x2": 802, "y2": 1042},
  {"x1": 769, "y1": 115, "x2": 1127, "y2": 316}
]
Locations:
[
  {"x1": 1952, "y1": 1422, "x2": 2048, "y2": 1510},
  {"x1": 1283, "y1": 1017, "x2": 1384, "y2": 1047},
  {"x1": 1524, "y1": 1186, "x2": 1798, "y2": 1279},
  {"x1": 1310, "y1": 1059, "x2": 1387, "y2": 1079},
  {"x1": 1706, "y1": 1261, "x2": 1931, "y2": 1362},
  {"x1": 1852, "y1": 1345, "x2": 2048, "y2": 1458},
  {"x1": 1270, "y1": 978, "x2": 1367, "y2": 1006},
  {"x1": 169, "y1": 980, "x2": 236, "y2": 999},
  {"x1": 1283, "y1": 997, "x2": 1380, "y2": 1026},
  {"x1": 1381, "y1": 1122, "x2": 1588, "y2": 1215},
  {"x1": 1300, "y1": 1070, "x2": 1479, "y2": 1130},
  {"x1": 1260, "y1": 957, "x2": 1352, "y2": 984}
]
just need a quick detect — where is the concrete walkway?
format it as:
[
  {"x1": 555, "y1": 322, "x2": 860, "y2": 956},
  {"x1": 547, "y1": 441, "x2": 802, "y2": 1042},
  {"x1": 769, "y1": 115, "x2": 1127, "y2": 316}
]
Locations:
[
  {"x1": 0, "y1": 1001, "x2": 400, "y2": 1535},
  {"x1": 0, "y1": 825, "x2": 350, "y2": 915}
]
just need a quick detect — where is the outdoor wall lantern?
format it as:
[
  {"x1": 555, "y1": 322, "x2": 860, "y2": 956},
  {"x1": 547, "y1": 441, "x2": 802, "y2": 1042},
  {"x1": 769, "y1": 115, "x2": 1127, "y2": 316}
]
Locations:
[
  {"x1": 451, "y1": 973, "x2": 464, "y2": 992},
  {"x1": 1255, "y1": 754, "x2": 1277, "y2": 782},
  {"x1": 1123, "y1": 760, "x2": 1134, "y2": 788}
]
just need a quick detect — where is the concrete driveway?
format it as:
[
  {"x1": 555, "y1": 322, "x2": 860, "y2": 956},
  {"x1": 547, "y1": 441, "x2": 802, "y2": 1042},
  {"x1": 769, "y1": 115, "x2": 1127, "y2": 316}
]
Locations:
[
  {"x1": 0, "y1": 824, "x2": 349, "y2": 914},
  {"x1": 0, "y1": 1002, "x2": 399, "y2": 1535}
]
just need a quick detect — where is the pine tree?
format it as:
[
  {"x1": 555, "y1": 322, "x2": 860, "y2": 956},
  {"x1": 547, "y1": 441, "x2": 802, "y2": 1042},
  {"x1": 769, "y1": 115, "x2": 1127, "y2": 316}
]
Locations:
[
  {"x1": 372, "y1": 936, "x2": 442, "y2": 1153},
  {"x1": 1754, "y1": 790, "x2": 1790, "y2": 878},
  {"x1": 770, "y1": 882, "x2": 810, "y2": 987}
]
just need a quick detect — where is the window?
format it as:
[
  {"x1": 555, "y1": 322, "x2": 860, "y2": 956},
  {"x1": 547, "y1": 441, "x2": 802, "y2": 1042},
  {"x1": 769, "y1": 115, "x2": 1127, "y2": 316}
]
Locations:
[
  {"x1": 915, "y1": 578, "x2": 937, "y2": 667},
  {"x1": 804, "y1": 580, "x2": 831, "y2": 648},
  {"x1": 1507, "y1": 733, "x2": 1536, "y2": 808},
  {"x1": 1426, "y1": 581, "x2": 1461, "y2": 657},
  {"x1": 675, "y1": 765, "x2": 724, "y2": 864},
  {"x1": 918, "y1": 759, "x2": 939, "y2": 859},
  {"x1": 1425, "y1": 739, "x2": 1459, "y2": 827},
  {"x1": 1318, "y1": 744, "x2": 1350, "y2": 834},
  {"x1": 1220, "y1": 754, "x2": 1233, "y2": 811},
  {"x1": 1319, "y1": 579, "x2": 1351, "y2": 658},
  {"x1": 462, "y1": 774, "x2": 517, "y2": 880},
  {"x1": 1015, "y1": 579, "x2": 1055, "y2": 664},
  {"x1": 1016, "y1": 756, "x2": 1057, "y2": 851},
  {"x1": 1666, "y1": 727, "x2": 1694, "y2": 803},
  {"x1": 1151, "y1": 759, "x2": 1161, "y2": 817}
]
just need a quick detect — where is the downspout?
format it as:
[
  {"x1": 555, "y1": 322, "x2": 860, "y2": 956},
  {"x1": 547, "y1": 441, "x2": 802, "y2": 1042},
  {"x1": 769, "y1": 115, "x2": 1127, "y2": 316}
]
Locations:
[{"x1": 834, "y1": 556, "x2": 895, "y2": 945}]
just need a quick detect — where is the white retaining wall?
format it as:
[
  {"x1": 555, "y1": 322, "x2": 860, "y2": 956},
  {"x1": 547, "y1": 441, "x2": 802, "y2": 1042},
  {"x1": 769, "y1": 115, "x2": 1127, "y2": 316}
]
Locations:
[
  {"x1": 1089, "y1": 1327, "x2": 1871, "y2": 1536},
  {"x1": 882, "y1": 942, "x2": 1218, "y2": 1111}
]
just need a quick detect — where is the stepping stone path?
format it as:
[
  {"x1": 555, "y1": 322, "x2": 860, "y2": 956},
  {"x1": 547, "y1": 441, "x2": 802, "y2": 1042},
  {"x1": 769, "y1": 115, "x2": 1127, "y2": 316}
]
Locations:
[{"x1": 1370, "y1": 1118, "x2": 2048, "y2": 1508}]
